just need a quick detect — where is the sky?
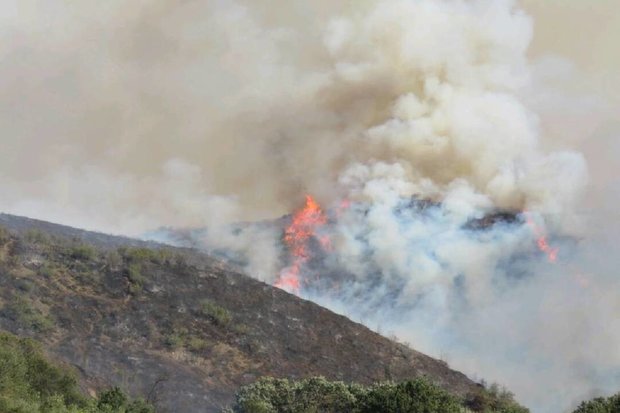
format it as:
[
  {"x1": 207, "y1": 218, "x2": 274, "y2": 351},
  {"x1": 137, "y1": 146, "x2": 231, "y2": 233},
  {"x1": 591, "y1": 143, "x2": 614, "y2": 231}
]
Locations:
[
  {"x1": 522, "y1": 0, "x2": 620, "y2": 236},
  {"x1": 0, "y1": 0, "x2": 617, "y2": 235}
]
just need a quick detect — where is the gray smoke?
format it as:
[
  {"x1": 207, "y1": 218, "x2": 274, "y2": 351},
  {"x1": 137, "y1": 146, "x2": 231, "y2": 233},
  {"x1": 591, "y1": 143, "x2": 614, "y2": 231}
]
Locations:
[{"x1": 0, "y1": 1, "x2": 618, "y2": 412}]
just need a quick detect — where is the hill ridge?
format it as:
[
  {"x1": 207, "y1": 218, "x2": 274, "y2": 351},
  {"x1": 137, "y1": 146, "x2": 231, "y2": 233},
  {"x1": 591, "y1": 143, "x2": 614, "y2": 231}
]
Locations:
[{"x1": 0, "y1": 213, "x2": 481, "y2": 412}]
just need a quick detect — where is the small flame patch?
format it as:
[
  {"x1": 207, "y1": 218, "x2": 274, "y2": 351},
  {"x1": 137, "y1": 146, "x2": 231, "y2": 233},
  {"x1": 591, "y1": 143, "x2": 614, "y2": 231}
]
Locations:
[{"x1": 524, "y1": 212, "x2": 559, "y2": 263}]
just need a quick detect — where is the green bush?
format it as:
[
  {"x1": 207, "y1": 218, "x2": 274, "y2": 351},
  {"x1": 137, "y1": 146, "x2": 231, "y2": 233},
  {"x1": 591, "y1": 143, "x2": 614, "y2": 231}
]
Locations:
[
  {"x1": 1, "y1": 297, "x2": 55, "y2": 333},
  {"x1": 97, "y1": 387, "x2": 128, "y2": 410},
  {"x1": 38, "y1": 263, "x2": 59, "y2": 279},
  {"x1": 233, "y1": 324, "x2": 250, "y2": 335},
  {"x1": 162, "y1": 328, "x2": 210, "y2": 353},
  {"x1": 227, "y1": 377, "x2": 465, "y2": 413},
  {"x1": 164, "y1": 333, "x2": 184, "y2": 349},
  {"x1": 572, "y1": 392, "x2": 620, "y2": 413},
  {"x1": 125, "y1": 398, "x2": 155, "y2": 413},
  {"x1": 24, "y1": 229, "x2": 51, "y2": 245},
  {"x1": 227, "y1": 377, "x2": 535, "y2": 413},
  {"x1": 200, "y1": 299, "x2": 232, "y2": 326},
  {"x1": 360, "y1": 379, "x2": 463, "y2": 413},
  {"x1": 0, "y1": 331, "x2": 87, "y2": 411},
  {"x1": 465, "y1": 383, "x2": 528, "y2": 413},
  {"x1": 70, "y1": 244, "x2": 96, "y2": 261},
  {"x1": 93, "y1": 388, "x2": 154, "y2": 412},
  {"x1": 0, "y1": 331, "x2": 155, "y2": 413},
  {"x1": 0, "y1": 225, "x2": 11, "y2": 245},
  {"x1": 187, "y1": 336, "x2": 210, "y2": 352},
  {"x1": 154, "y1": 249, "x2": 175, "y2": 265},
  {"x1": 127, "y1": 264, "x2": 145, "y2": 287},
  {"x1": 105, "y1": 251, "x2": 123, "y2": 271},
  {"x1": 232, "y1": 377, "x2": 294, "y2": 413},
  {"x1": 119, "y1": 248, "x2": 159, "y2": 265}
]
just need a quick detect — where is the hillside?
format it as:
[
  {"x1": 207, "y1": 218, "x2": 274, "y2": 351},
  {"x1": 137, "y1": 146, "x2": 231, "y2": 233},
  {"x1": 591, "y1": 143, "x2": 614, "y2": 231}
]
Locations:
[{"x1": 0, "y1": 213, "x2": 484, "y2": 412}]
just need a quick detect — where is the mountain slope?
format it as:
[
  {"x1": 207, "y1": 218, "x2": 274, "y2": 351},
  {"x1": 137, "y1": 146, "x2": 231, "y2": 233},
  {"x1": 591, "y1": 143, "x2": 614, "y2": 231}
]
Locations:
[{"x1": 0, "y1": 213, "x2": 482, "y2": 412}]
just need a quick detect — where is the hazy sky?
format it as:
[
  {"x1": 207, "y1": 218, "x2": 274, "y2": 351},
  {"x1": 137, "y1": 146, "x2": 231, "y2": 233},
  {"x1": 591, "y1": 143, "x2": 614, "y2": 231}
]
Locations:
[
  {"x1": 0, "y1": 0, "x2": 617, "y2": 234},
  {"x1": 522, "y1": 0, "x2": 619, "y2": 227},
  {"x1": 524, "y1": 0, "x2": 620, "y2": 81}
]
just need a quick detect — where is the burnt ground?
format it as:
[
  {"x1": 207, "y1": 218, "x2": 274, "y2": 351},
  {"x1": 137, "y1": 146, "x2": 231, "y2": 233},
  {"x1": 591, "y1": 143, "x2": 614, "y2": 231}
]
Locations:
[{"x1": 0, "y1": 213, "x2": 482, "y2": 412}]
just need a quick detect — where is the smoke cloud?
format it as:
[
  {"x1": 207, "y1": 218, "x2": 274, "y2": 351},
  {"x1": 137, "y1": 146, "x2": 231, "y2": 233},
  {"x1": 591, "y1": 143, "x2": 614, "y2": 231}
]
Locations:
[{"x1": 1, "y1": 1, "x2": 618, "y2": 412}]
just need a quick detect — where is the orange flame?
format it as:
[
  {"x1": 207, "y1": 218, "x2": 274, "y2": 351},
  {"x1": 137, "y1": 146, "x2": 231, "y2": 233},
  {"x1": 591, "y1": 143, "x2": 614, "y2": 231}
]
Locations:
[
  {"x1": 524, "y1": 212, "x2": 559, "y2": 263},
  {"x1": 274, "y1": 195, "x2": 329, "y2": 294}
]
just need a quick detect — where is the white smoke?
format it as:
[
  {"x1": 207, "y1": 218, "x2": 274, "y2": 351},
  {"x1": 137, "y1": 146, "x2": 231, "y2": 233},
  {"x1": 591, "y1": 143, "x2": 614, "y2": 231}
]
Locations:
[
  {"x1": 0, "y1": 1, "x2": 617, "y2": 412},
  {"x1": 192, "y1": 2, "x2": 614, "y2": 412}
]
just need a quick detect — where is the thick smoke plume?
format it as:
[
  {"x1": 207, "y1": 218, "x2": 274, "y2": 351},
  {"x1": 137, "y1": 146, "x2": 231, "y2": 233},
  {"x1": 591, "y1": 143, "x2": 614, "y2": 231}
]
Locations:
[{"x1": 1, "y1": 1, "x2": 618, "y2": 412}]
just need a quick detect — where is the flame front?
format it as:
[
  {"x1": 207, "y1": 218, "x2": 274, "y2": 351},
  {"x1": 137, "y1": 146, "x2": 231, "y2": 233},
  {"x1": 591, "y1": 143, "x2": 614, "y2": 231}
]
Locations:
[
  {"x1": 524, "y1": 212, "x2": 559, "y2": 263},
  {"x1": 274, "y1": 195, "x2": 328, "y2": 294}
]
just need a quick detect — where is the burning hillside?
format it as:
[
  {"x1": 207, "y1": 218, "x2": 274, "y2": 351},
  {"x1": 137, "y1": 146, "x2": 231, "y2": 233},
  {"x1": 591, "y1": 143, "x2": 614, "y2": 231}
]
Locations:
[
  {"x1": 150, "y1": 187, "x2": 586, "y2": 412},
  {"x1": 269, "y1": 195, "x2": 561, "y2": 297},
  {"x1": 1, "y1": 0, "x2": 617, "y2": 412}
]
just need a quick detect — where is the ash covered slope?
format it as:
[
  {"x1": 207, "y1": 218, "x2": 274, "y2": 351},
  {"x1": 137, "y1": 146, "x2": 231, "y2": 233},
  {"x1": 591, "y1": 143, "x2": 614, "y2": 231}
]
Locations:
[{"x1": 0, "y1": 213, "x2": 482, "y2": 412}]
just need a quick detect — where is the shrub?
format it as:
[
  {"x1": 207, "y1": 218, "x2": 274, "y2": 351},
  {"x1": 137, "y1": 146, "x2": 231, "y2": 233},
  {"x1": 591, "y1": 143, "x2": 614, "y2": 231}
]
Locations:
[
  {"x1": 465, "y1": 383, "x2": 529, "y2": 413},
  {"x1": 1, "y1": 297, "x2": 55, "y2": 333},
  {"x1": 155, "y1": 249, "x2": 175, "y2": 265},
  {"x1": 230, "y1": 377, "x2": 463, "y2": 413},
  {"x1": 231, "y1": 377, "x2": 292, "y2": 413},
  {"x1": 24, "y1": 229, "x2": 50, "y2": 245},
  {"x1": 294, "y1": 377, "x2": 358, "y2": 413},
  {"x1": 187, "y1": 336, "x2": 210, "y2": 352},
  {"x1": 237, "y1": 399, "x2": 275, "y2": 413},
  {"x1": 360, "y1": 379, "x2": 463, "y2": 413},
  {"x1": 233, "y1": 324, "x2": 250, "y2": 335},
  {"x1": 572, "y1": 392, "x2": 620, "y2": 413},
  {"x1": 97, "y1": 387, "x2": 155, "y2": 413},
  {"x1": 69, "y1": 244, "x2": 96, "y2": 261},
  {"x1": 0, "y1": 331, "x2": 154, "y2": 413},
  {"x1": 0, "y1": 331, "x2": 87, "y2": 410},
  {"x1": 226, "y1": 377, "x2": 532, "y2": 413},
  {"x1": 0, "y1": 226, "x2": 11, "y2": 245},
  {"x1": 97, "y1": 387, "x2": 128, "y2": 410},
  {"x1": 164, "y1": 333, "x2": 184, "y2": 349},
  {"x1": 15, "y1": 278, "x2": 34, "y2": 293},
  {"x1": 105, "y1": 251, "x2": 123, "y2": 271},
  {"x1": 120, "y1": 247, "x2": 159, "y2": 264},
  {"x1": 126, "y1": 398, "x2": 155, "y2": 413},
  {"x1": 38, "y1": 263, "x2": 58, "y2": 279},
  {"x1": 127, "y1": 264, "x2": 145, "y2": 286},
  {"x1": 200, "y1": 299, "x2": 232, "y2": 326}
]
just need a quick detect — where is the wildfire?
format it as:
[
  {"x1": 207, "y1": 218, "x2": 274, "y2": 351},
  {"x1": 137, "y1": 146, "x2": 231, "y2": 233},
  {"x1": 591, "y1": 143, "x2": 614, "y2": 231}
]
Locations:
[
  {"x1": 524, "y1": 212, "x2": 559, "y2": 263},
  {"x1": 274, "y1": 195, "x2": 329, "y2": 294}
]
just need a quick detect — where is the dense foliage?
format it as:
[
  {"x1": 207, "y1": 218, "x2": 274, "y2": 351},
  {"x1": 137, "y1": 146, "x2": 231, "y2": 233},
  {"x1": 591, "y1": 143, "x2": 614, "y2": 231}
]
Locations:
[
  {"x1": 464, "y1": 383, "x2": 530, "y2": 413},
  {"x1": 572, "y1": 393, "x2": 620, "y2": 413},
  {"x1": 0, "y1": 331, "x2": 153, "y2": 413},
  {"x1": 224, "y1": 376, "x2": 528, "y2": 413}
]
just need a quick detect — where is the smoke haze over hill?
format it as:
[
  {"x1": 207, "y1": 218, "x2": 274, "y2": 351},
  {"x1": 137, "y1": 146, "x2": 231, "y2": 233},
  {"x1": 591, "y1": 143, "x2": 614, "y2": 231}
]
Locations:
[
  {"x1": 0, "y1": 0, "x2": 603, "y2": 233},
  {"x1": 0, "y1": 1, "x2": 619, "y2": 412}
]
